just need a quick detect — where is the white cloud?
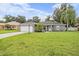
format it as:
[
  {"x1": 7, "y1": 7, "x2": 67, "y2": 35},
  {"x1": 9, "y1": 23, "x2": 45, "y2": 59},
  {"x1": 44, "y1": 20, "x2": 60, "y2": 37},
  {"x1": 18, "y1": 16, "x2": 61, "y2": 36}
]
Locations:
[
  {"x1": 0, "y1": 3, "x2": 51, "y2": 21},
  {"x1": 52, "y1": 4, "x2": 61, "y2": 9},
  {"x1": 51, "y1": 4, "x2": 61, "y2": 15}
]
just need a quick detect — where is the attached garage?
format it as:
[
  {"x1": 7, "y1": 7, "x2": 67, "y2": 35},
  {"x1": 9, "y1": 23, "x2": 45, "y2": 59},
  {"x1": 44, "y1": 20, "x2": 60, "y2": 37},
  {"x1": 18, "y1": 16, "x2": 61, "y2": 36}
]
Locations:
[{"x1": 20, "y1": 22, "x2": 35, "y2": 32}]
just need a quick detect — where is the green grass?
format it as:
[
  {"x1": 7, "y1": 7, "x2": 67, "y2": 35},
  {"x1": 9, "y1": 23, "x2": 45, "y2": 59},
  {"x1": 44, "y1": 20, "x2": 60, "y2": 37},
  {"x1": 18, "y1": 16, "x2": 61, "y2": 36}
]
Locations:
[
  {"x1": 0, "y1": 30, "x2": 18, "y2": 34},
  {"x1": 0, "y1": 32, "x2": 79, "y2": 56}
]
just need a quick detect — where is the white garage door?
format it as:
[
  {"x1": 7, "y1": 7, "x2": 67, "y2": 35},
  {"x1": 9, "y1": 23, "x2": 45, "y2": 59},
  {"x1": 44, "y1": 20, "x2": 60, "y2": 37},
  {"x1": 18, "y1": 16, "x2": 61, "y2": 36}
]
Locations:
[
  {"x1": 20, "y1": 25, "x2": 34, "y2": 32},
  {"x1": 29, "y1": 26, "x2": 34, "y2": 32}
]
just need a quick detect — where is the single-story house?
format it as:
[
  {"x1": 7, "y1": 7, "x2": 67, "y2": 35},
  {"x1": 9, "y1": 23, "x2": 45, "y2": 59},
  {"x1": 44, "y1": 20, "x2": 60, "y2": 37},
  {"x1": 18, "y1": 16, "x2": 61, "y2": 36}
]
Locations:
[{"x1": 20, "y1": 21, "x2": 66, "y2": 32}]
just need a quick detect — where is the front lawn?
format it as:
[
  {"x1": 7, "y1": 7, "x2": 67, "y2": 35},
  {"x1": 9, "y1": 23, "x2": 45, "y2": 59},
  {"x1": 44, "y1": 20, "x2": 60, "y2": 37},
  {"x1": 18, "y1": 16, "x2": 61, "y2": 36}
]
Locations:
[
  {"x1": 0, "y1": 32, "x2": 79, "y2": 56},
  {"x1": 0, "y1": 30, "x2": 18, "y2": 34}
]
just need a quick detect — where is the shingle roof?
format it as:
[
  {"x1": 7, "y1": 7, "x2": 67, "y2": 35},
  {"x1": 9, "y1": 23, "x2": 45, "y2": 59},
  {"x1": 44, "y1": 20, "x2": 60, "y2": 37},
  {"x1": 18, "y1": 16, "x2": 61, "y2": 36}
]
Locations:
[
  {"x1": 41, "y1": 21, "x2": 66, "y2": 25},
  {"x1": 20, "y1": 21, "x2": 66, "y2": 26},
  {"x1": 20, "y1": 22, "x2": 35, "y2": 26},
  {"x1": 7, "y1": 21, "x2": 20, "y2": 25}
]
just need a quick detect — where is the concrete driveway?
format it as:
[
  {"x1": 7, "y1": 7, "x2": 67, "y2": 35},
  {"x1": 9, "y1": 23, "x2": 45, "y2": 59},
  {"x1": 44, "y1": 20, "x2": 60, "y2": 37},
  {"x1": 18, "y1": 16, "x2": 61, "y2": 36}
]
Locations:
[{"x1": 0, "y1": 32, "x2": 25, "y2": 39}]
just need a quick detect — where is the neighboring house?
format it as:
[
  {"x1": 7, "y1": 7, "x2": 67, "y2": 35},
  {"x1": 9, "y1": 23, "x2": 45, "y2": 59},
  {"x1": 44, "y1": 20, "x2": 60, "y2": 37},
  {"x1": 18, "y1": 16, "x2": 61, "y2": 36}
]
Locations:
[
  {"x1": 0, "y1": 21, "x2": 20, "y2": 30},
  {"x1": 0, "y1": 23, "x2": 5, "y2": 30},
  {"x1": 6, "y1": 21, "x2": 20, "y2": 30},
  {"x1": 20, "y1": 21, "x2": 66, "y2": 32}
]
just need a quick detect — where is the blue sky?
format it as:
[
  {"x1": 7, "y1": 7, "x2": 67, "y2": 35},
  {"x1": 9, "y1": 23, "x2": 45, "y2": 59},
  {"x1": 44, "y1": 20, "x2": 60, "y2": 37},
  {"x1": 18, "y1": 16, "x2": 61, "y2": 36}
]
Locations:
[{"x1": 0, "y1": 3, "x2": 79, "y2": 21}]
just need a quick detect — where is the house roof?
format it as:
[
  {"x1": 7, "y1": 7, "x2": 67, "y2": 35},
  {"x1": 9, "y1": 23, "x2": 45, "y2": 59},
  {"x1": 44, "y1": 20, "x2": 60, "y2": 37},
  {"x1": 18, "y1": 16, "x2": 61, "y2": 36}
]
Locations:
[
  {"x1": 20, "y1": 22, "x2": 35, "y2": 26},
  {"x1": 7, "y1": 21, "x2": 20, "y2": 25},
  {"x1": 0, "y1": 23, "x2": 5, "y2": 25},
  {"x1": 20, "y1": 21, "x2": 66, "y2": 26},
  {"x1": 41, "y1": 21, "x2": 66, "y2": 25}
]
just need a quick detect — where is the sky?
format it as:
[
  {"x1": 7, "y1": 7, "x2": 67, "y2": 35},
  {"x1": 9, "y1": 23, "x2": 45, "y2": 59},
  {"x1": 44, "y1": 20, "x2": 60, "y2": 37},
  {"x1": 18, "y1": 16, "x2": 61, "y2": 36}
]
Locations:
[{"x1": 0, "y1": 3, "x2": 79, "y2": 21}]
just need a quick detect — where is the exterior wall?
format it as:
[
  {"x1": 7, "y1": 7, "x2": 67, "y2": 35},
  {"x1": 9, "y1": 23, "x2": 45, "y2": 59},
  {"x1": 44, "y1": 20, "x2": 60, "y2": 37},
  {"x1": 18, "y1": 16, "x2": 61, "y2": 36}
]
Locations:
[
  {"x1": 42, "y1": 25, "x2": 66, "y2": 32},
  {"x1": 53, "y1": 25, "x2": 66, "y2": 31},
  {"x1": 10, "y1": 25, "x2": 20, "y2": 30},
  {"x1": 0, "y1": 25, "x2": 5, "y2": 30},
  {"x1": 0, "y1": 25, "x2": 20, "y2": 30},
  {"x1": 59, "y1": 25, "x2": 66, "y2": 31},
  {"x1": 16, "y1": 25, "x2": 20, "y2": 31},
  {"x1": 0, "y1": 21, "x2": 20, "y2": 30},
  {"x1": 48, "y1": 25, "x2": 53, "y2": 31}
]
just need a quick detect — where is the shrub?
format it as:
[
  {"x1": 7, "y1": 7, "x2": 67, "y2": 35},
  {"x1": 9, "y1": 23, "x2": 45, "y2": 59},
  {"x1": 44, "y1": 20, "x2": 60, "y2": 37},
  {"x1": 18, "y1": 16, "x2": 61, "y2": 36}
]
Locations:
[
  {"x1": 35, "y1": 23, "x2": 43, "y2": 32},
  {"x1": 5, "y1": 24, "x2": 11, "y2": 30}
]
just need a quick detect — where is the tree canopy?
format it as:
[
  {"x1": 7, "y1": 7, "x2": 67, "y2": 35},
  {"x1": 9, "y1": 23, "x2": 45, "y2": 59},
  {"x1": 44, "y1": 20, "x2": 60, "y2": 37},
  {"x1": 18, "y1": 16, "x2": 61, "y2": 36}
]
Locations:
[
  {"x1": 4, "y1": 15, "x2": 15, "y2": 22},
  {"x1": 76, "y1": 17, "x2": 79, "y2": 23},
  {"x1": 53, "y1": 3, "x2": 76, "y2": 26},
  {"x1": 16, "y1": 15, "x2": 26, "y2": 23},
  {"x1": 32, "y1": 16, "x2": 40, "y2": 23},
  {"x1": 4, "y1": 15, "x2": 26, "y2": 23}
]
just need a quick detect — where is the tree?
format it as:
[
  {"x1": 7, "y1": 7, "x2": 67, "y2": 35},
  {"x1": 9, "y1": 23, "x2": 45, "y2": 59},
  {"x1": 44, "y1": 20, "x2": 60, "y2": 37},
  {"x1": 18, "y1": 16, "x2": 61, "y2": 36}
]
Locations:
[
  {"x1": 4, "y1": 15, "x2": 16, "y2": 22},
  {"x1": 53, "y1": 8, "x2": 61, "y2": 22},
  {"x1": 76, "y1": 17, "x2": 79, "y2": 23},
  {"x1": 32, "y1": 16, "x2": 40, "y2": 23},
  {"x1": 53, "y1": 3, "x2": 76, "y2": 27},
  {"x1": 66, "y1": 4, "x2": 76, "y2": 26},
  {"x1": 4, "y1": 15, "x2": 26, "y2": 23},
  {"x1": 76, "y1": 17, "x2": 79, "y2": 31},
  {"x1": 16, "y1": 15, "x2": 26, "y2": 23}
]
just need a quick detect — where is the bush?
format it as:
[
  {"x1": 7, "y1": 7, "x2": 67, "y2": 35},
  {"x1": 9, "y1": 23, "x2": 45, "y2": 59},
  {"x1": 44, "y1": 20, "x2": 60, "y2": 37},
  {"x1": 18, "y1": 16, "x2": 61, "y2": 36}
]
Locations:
[
  {"x1": 35, "y1": 23, "x2": 43, "y2": 32},
  {"x1": 5, "y1": 24, "x2": 11, "y2": 30}
]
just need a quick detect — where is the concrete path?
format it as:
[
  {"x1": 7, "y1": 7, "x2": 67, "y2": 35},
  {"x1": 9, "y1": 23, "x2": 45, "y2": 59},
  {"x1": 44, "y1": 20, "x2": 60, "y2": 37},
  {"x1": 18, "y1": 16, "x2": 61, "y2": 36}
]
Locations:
[{"x1": 0, "y1": 32, "x2": 25, "y2": 39}]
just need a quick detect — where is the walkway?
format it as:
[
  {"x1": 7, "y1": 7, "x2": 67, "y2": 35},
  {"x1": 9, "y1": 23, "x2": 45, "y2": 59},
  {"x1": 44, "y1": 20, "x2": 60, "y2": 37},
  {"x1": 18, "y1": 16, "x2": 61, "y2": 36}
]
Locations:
[{"x1": 0, "y1": 32, "x2": 25, "y2": 39}]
